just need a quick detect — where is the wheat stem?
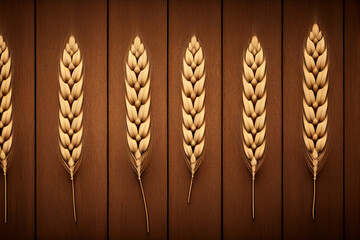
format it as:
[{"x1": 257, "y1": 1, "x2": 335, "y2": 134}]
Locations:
[
  {"x1": 4, "y1": 173, "x2": 7, "y2": 223},
  {"x1": 138, "y1": 177, "x2": 149, "y2": 233},
  {"x1": 312, "y1": 178, "x2": 316, "y2": 221},
  {"x1": 71, "y1": 178, "x2": 77, "y2": 223},
  {"x1": 187, "y1": 174, "x2": 194, "y2": 204},
  {"x1": 252, "y1": 176, "x2": 255, "y2": 220}
]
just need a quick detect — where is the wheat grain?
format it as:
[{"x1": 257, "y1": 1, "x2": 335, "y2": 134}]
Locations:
[
  {"x1": 0, "y1": 35, "x2": 13, "y2": 223},
  {"x1": 125, "y1": 36, "x2": 151, "y2": 233},
  {"x1": 182, "y1": 36, "x2": 205, "y2": 204},
  {"x1": 58, "y1": 35, "x2": 83, "y2": 223},
  {"x1": 242, "y1": 36, "x2": 266, "y2": 219},
  {"x1": 302, "y1": 23, "x2": 328, "y2": 220}
]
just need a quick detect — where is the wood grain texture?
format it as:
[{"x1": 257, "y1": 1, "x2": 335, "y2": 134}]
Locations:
[
  {"x1": 0, "y1": 0, "x2": 35, "y2": 238},
  {"x1": 223, "y1": 0, "x2": 282, "y2": 238},
  {"x1": 108, "y1": 0, "x2": 167, "y2": 239},
  {"x1": 345, "y1": 0, "x2": 360, "y2": 238},
  {"x1": 36, "y1": 0, "x2": 107, "y2": 238},
  {"x1": 168, "y1": 0, "x2": 221, "y2": 239},
  {"x1": 283, "y1": 0, "x2": 343, "y2": 238}
]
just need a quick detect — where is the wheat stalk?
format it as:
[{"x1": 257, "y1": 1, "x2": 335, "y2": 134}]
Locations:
[
  {"x1": 242, "y1": 36, "x2": 266, "y2": 219},
  {"x1": 58, "y1": 35, "x2": 83, "y2": 223},
  {"x1": 125, "y1": 36, "x2": 151, "y2": 233},
  {"x1": 0, "y1": 35, "x2": 13, "y2": 223},
  {"x1": 302, "y1": 23, "x2": 328, "y2": 220},
  {"x1": 182, "y1": 36, "x2": 205, "y2": 204}
]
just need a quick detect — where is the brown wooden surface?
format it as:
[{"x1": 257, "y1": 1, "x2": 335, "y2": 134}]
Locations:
[
  {"x1": 168, "y1": 0, "x2": 221, "y2": 239},
  {"x1": 36, "y1": 0, "x2": 107, "y2": 238},
  {"x1": 0, "y1": 0, "x2": 356, "y2": 238},
  {"x1": 223, "y1": 0, "x2": 282, "y2": 239},
  {"x1": 108, "y1": 0, "x2": 167, "y2": 239},
  {"x1": 345, "y1": 0, "x2": 360, "y2": 239},
  {"x1": 0, "y1": 0, "x2": 35, "y2": 238},
  {"x1": 283, "y1": 0, "x2": 343, "y2": 239}
]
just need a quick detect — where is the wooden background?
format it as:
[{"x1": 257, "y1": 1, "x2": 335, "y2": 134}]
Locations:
[
  {"x1": 223, "y1": 0, "x2": 282, "y2": 238},
  {"x1": 283, "y1": 0, "x2": 344, "y2": 239},
  {"x1": 0, "y1": 0, "x2": 359, "y2": 239}
]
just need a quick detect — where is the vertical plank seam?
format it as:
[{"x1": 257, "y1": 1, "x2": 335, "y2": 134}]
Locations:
[
  {"x1": 34, "y1": 0, "x2": 37, "y2": 238},
  {"x1": 342, "y1": 0, "x2": 345, "y2": 238},
  {"x1": 281, "y1": 0, "x2": 284, "y2": 239},
  {"x1": 220, "y1": 0, "x2": 224, "y2": 239},
  {"x1": 166, "y1": 0, "x2": 169, "y2": 238},
  {"x1": 107, "y1": 0, "x2": 109, "y2": 238}
]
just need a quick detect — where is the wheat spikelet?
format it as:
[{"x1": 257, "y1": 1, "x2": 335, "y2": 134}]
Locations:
[
  {"x1": 242, "y1": 36, "x2": 266, "y2": 219},
  {"x1": 302, "y1": 23, "x2": 328, "y2": 220},
  {"x1": 125, "y1": 36, "x2": 151, "y2": 233},
  {"x1": 0, "y1": 35, "x2": 13, "y2": 223},
  {"x1": 58, "y1": 35, "x2": 83, "y2": 223},
  {"x1": 182, "y1": 36, "x2": 205, "y2": 204}
]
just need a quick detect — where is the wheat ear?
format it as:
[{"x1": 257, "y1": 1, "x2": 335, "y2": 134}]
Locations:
[
  {"x1": 242, "y1": 36, "x2": 266, "y2": 219},
  {"x1": 302, "y1": 24, "x2": 328, "y2": 220},
  {"x1": 182, "y1": 36, "x2": 205, "y2": 204},
  {"x1": 125, "y1": 36, "x2": 151, "y2": 233},
  {"x1": 0, "y1": 35, "x2": 13, "y2": 224},
  {"x1": 58, "y1": 35, "x2": 83, "y2": 223}
]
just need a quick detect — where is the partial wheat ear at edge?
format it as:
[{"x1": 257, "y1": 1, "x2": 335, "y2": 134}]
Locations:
[
  {"x1": 58, "y1": 35, "x2": 84, "y2": 223},
  {"x1": 302, "y1": 23, "x2": 329, "y2": 220},
  {"x1": 181, "y1": 35, "x2": 206, "y2": 204},
  {"x1": 125, "y1": 36, "x2": 151, "y2": 233},
  {"x1": 0, "y1": 35, "x2": 13, "y2": 224},
  {"x1": 242, "y1": 35, "x2": 266, "y2": 219}
]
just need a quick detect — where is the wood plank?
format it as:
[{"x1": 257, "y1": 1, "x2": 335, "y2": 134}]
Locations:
[
  {"x1": 345, "y1": 0, "x2": 360, "y2": 238},
  {"x1": 36, "y1": 0, "x2": 107, "y2": 238},
  {"x1": 283, "y1": 0, "x2": 343, "y2": 238},
  {"x1": 223, "y1": 0, "x2": 282, "y2": 238},
  {"x1": 0, "y1": 0, "x2": 35, "y2": 238},
  {"x1": 168, "y1": 0, "x2": 221, "y2": 239},
  {"x1": 108, "y1": 0, "x2": 167, "y2": 239}
]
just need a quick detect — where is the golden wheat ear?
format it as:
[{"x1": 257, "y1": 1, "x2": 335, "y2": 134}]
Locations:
[
  {"x1": 182, "y1": 36, "x2": 205, "y2": 204},
  {"x1": 0, "y1": 35, "x2": 13, "y2": 224},
  {"x1": 242, "y1": 36, "x2": 266, "y2": 219},
  {"x1": 302, "y1": 23, "x2": 328, "y2": 221},
  {"x1": 58, "y1": 35, "x2": 83, "y2": 223},
  {"x1": 125, "y1": 36, "x2": 151, "y2": 233}
]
